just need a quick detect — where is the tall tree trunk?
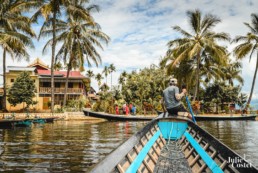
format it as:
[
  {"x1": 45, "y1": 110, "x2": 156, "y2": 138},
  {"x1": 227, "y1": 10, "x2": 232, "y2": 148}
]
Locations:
[
  {"x1": 111, "y1": 73, "x2": 112, "y2": 91},
  {"x1": 51, "y1": 10, "x2": 57, "y2": 113},
  {"x1": 245, "y1": 54, "x2": 258, "y2": 110},
  {"x1": 111, "y1": 72, "x2": 113, "y2": 107},
  {"x1": 193, "y1": 54, "x2": 201, "y2": 101},
  {"x1": 63, "y1": 63, "x2": 71, "y2": 107},
  {"x1": 2, "y1": 49, "x2": 7, "y2": 111}
]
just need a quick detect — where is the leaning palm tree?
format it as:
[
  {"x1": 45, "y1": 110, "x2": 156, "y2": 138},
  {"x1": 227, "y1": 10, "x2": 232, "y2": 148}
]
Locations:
[
  {"x1": 166, "y1": 9, "x2": 230, "y2": 101},
  {"x1": 102, "y1": 66, "x2": 109, "y2": 85},
  {"x1": 233, "y1": 13, "x2": 258, "y2": 108},
  {"x1": 0, "y1": 0, "x2": 35, "y2": 110},
  {"x1": 95, "y1": 73, "x2": 103, "y2": 91},
  {"x1": 109, "y1": 64, "x2": 116, "y2": 91}
]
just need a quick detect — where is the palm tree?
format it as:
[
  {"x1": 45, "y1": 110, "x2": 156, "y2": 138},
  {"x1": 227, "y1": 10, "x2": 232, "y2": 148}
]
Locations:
[
  {"x1": 233, "y1": 13, "x2": 258, "y2": 109},
  {"x1": 31, "y1": 0, "x2": 96, "y2": 112},
  {"x1": 121, "y1": 71, "x2": 127, "y2": 79},
  {"x1": 118, "y1": 76, "x2": 125, "y2": 87},
  {"x1": 118, "y1": 71, "x2": 127, "y2": 87},
  {"x1": 31, "y1": 0, "x2": 60, "y2": 112},
  {"x1": 86, "y1": 70, "x2": 95, "y2": 80},
  {"x1": 166, "y1": 9, "x2": 230, "y2": 101},
  {"x1": 0, "y1": 0, "x2": 35, "y2": 110},
  {"x1": 102, "y1": 66, "x2": 109, "y2": 85},
  {"x1": 109, "y1": 64, "x2": 116, "y2": 91},
  {"x1": 199, "y1": 51, "x2": 226, "y2": 87},
  {"x1": 43, "y1": 18, "x2": 109, "y2": 107},
  {"x1": 53, "y1": 61, "x2": 63, "y2": 71},
  {"x1": 34, "y1": 0, "x2": 109, "y2": 108},
  {"x1": 221, "y1": 60, "x2": 243, "y2": 86},
  {"x1": 95, "y1": 73, "x2": 103, "y2": 91}
]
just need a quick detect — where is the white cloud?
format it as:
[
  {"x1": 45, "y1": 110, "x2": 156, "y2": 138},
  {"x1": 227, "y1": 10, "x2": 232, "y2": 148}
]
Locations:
[{"x1": 1, "y1": 0, "x2": 258, "y2": 98}]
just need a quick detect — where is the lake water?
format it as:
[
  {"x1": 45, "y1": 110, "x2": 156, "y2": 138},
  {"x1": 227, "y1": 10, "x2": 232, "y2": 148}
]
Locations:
[{"x1": 0, "y1": 120, "x2": 257, "y2": 172}]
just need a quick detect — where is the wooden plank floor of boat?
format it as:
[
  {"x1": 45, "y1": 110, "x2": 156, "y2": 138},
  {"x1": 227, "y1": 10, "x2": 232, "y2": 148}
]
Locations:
[{"x1": 154, "y1": 140, "x2": 191, "y2": 173}]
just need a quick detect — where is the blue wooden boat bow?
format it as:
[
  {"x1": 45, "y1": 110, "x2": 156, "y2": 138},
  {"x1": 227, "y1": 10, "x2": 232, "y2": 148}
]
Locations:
[{"x1": 89, "y1": 116, "x2": 258, "y2": 173}]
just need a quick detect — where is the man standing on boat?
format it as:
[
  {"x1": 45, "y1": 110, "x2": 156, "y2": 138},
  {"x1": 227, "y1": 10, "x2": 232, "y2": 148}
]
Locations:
[{"x1": 161, "y1": 78, "x2": 193, "y2": 120}]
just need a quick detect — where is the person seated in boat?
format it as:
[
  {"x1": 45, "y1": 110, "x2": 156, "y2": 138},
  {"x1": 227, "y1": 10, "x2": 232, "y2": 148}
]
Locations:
[{"x1": 161, "y1": 78, "x2": 193, "y2": 120}]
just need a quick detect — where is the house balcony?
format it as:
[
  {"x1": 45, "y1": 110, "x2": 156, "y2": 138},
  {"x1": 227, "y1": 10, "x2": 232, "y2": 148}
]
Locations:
[{"x1": 39, "y1": 87, "x2": 84, "y2": 94}]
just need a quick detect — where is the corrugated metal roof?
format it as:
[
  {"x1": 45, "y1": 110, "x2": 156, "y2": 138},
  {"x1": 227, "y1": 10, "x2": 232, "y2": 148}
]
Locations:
[{"x1": 37, "y1": 69, "x2": 86, "y2": 78}]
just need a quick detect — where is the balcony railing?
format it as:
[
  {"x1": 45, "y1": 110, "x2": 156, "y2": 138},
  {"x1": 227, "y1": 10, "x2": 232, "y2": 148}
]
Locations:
[{"x1": 39, "y1": 87, "x2": 83, "y2": 94}]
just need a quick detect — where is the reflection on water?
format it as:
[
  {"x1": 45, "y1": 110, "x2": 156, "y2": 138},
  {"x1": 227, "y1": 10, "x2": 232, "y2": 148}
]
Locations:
[
  {"x1": 0, "y1": 121, "x2": 147, "y2": 172},
  {"x1": 0, "y1": 120, "x2": 257, "y2": 172},
  {"x1": 198, "y1": 121, "x2": 258, "y2": 167}
]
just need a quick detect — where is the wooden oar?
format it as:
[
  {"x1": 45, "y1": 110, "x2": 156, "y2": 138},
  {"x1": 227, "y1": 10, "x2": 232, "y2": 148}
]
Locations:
[{"x1": 185, "y1": 96, "x2": 196, "y2": 123}]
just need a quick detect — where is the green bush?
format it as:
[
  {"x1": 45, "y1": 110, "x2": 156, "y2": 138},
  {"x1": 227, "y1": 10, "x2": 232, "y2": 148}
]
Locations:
[{"x1": 66, "y1": 97, "x2": 87, "y2": 111}]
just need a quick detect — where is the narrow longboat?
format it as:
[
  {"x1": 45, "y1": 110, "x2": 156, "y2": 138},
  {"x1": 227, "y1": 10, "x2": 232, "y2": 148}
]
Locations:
[
  {"x1": 90, "y1": 114, "x2": 258, "y2": 173},
  {"x1": 83, "y1": 109, "x2": 154, "y2": 121}
]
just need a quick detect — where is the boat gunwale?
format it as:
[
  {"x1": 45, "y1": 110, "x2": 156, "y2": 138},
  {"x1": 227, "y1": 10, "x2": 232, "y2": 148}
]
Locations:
[{"x1": 188, "y1": 121, "x2": 258, "y2": 172}]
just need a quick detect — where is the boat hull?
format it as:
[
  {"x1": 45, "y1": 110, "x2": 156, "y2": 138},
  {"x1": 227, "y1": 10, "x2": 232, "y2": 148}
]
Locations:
[
  {"x1": 90, "y1": 116, "x2": 258, "y2": 173},
  {"x1": 83, "y1": 109, "x2": 155, "y2": 121},
  {"x1": 0, "y1": 117, "x2": 57, "y2": 129}
]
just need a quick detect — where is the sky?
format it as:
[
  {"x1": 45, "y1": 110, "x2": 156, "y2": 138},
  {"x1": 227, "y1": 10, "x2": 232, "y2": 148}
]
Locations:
[{"x1": 1, "y1": 0, "x2": 258, "y2": 105}]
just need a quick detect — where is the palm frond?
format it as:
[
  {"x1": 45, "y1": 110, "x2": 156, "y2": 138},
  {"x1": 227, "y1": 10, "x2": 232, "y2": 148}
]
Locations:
[
  {"x1": 172, "y1": 26, "x2": 192, "y2": 38},
  {"x1": 233, "y1": 42, "x2": 253, "y2": 59}
]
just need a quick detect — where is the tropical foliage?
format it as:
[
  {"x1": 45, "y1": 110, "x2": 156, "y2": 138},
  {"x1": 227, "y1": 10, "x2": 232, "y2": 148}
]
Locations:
[
  {"x1": 202, "y1": 82, "x2": 242, "y2": 113},
  {"x1": 165, "y1": 9, "x2": 230, "y2": 101},
  {"x1": 93, "y1": 65, "x2": 167, "y2": 114},
  {"x1": 40, "y1": 5, "x2": 110, "y2": 107},
  {"x1": 233, "y1": 13, "x2": 258, "y2": 109},
  {"x1": 86, "y1": 70, "x2": 94, "y2": 79},
  {"x1": 31, "y1": 0, "x2": 110, "y2": 110},
  {"x1": 7, "y1": 72, "x2": 37, "y2": 109},
  {"x1": 95, "y1": 73, "x2": 103, "y2": 90},
  {"x1": 109, "y1": 63, "x2": 116, "y2": 91},
  {"x1": 102, "y1": 66, "x2": 109, "y2": 84},
  {"x1": 0, "y1": 0, "x2": 35, "y2": 110}
]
